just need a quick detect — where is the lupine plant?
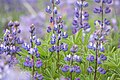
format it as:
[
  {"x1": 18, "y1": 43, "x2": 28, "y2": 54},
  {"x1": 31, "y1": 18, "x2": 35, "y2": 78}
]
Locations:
[
  {"x1": 87, "y1": 0, "x2": 112, "y2": 80},
  {"x1": 0, "y1": 21, "x2": 23, "y2": 66},
  {"x1": 46, "y1": 0, "x2": 68, "y2": 69},
  {"x1": 22, "y1": 24, "x2": 43, "y2": 79}
]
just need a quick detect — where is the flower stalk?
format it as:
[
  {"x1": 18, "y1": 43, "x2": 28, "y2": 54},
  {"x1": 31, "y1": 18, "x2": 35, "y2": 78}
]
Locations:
[{"x1": 94, "y1": 41, "x2": 99, "y2": 80}]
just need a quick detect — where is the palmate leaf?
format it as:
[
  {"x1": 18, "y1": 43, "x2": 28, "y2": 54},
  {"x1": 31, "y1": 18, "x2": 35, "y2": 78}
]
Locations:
[
  {"x1": 61, "y1": 36, "x2": 74, "y2": 45},
  {"x1": 37, "y1": 45, "x2": 48, "y2": 57},
  {"x1": 103, "y1": 62, "x2": 117, "y2": 69}
]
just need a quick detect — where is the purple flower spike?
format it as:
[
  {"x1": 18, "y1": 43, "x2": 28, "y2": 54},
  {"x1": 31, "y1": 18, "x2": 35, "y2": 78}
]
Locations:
[
  {"x1": 28, "y1": 48, "x2": 35, "y2": 55},
  {"x1": 50, "y1": 38, "x2": 56, "y2": 45},
  {"x1": 74, "y1": 66, "x2": 81, "y2": 73},
  {"x1": 107, "y1": 0, "x2": 112, "y2": 4},
  {"x1": 35, "y1": 52, "x2": 40, "y2": 58},
  {"x1": 100, "y1": 54, "x2": 107, "y2": 61},
  {"x1": 94, "y1": 0, "x2": 101, "y2": 3},
  {"x1": 55, "y1": 0, "x2": 60, "y2": 5},
  {"x1": 54, "y1": 7, "x2": 57, "y2": 14},
  {"x1": 97, "y1": 58, "x2": 102, "y2": 64},
  {"x1": 70, "y1": 67, "x2": 75, "y2": 73},
  {"x1": 83, "y1": 1, "x2": 88, "y2": 7},
  {"x1": 105, "y1": 7, "x2": 111, "y2": 14},
  {"x1": 37, "y1": 74, "x2": 44, "y2": 80},
  {"x1": 56, "y1": 46, "x2": 60, "y2": 52},
  {"x1": 50, "y1": 17, "x2": 54, "y2": 23},
  {"x1": 47, "y1": 26, "x2": 52, "y2": 33},
  {"x1": 75, "y1": 1, "x2": 82, "y2": 8},
  {"x1": 24, "y1": 61, "x2": 29, "y2": 67},
  {"x1": 8, "y1": 21, "x2": 14, "y2": 27},
  {"x1": 64, "y1": 54, "x2": 71, "y2": 61},
  {"x1": 61, "y1": 43, "x2": 68, "y2": 52},
  {"x1": 76, "y1": 78, "x2": 80, "y2": 80},
  {"x1": 46, "y1": 6, "x2": 52, "y2": 14},
  {"x1": 93, "y1": 7, "x2": 102, "y2": 14},
  {"x1": 34, "y1": 72, "x2": 43, "y2": 80},
  {"x1": 72, "y1": 28, "x2": 77, "y2": 34},
  {"x1": 87, "y1": 66, "x2": 93, "y2": 73},
  {"x1": 35, "y1": 39, "x2": 41, "y2": 46},
  {"x1": 49, "y1": 45, "x2": 56, "y2": 52},
  {"x1": 87, "y1": 54, "x2": 94, "y2": 62},
  {"x1": 61, "y1": 65, "x2": 69, "y2": 72},
  {"x1": 83, "y1": 23, "x2": 90, "y2": 30},
  {"x1": 62, "y1": 32, "x2": 68, "y2": 38},
  {"x1": 102, "y1": 0, "x2": 108, "y2": 3},
  {"x1": 70, "y1": 45, "x2": 78, "y2": 53},
  {"x1": 50, "y1": 0, "x2": 54, "y2": 3},
  {"x1": 72, "y1": 20, "x2": 78, "y2": 26},
  {"x1": 87, "y1": 42, "x2": 94, "y2": 49},
  {"x1": 98, "y1": 67, "x2": 106, "y2": 74},
  {"x1": 73, "y1": 55, "x2": 82, "y2": 62},
  {"x1": 36, "y1": 59, "x2": 42, "y2": 68},
  {"x1": 99, "y1": 43, "x2": 105, "y2": 52},
  {"x1": 104, "y1": 18, "x2": 110, "y2": 25},
  {"x1": 84, "y1": 12, "x2": 89, "y2": 17},
  {"x1": 14, "y1": 21, "x2": 20, "y2": 27}
]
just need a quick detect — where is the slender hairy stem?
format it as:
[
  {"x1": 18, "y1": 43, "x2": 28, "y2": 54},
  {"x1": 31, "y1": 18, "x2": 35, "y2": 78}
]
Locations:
[
  {"x1": 32, "y1": 54, "x2": 35, "y2": 77},
  {"x1": 70, "y1": 53, "x2": 74, "y2": 80},
  {"x1": 31, "y1": 33, "x2": 34, "y2": 78},
  {"x1": 57, "y1": 39, "x2": 60, "y2": 69},
  {"x1": 94, "y1": 41, "x2": 99, "y2": 80},
  {"x1": 80, "y1": 0, "x2": 83, "y2": 26},
  {"x1": 80, "y1": 0, "x2": 84, "y2": 42}
]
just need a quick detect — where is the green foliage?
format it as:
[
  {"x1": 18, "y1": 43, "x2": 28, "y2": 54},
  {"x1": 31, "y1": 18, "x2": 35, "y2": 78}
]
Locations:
[{"x1": 17, "y1": 28, "x2": 120, "y2": 80}]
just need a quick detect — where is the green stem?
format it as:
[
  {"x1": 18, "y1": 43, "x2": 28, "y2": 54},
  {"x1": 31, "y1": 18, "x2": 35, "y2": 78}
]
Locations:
[
  {"x1": 94, "y1": 41, "x2": 99, "y2": 80},
  {"x1": 70, "y1": 53, "x2": 74, "y2": 80},
  {"x1": 31, "y1": 32, "x2": 35, "y2": 79},
  {"x1": 57, "y1": 39, "x2": 60, "y2": 69}
]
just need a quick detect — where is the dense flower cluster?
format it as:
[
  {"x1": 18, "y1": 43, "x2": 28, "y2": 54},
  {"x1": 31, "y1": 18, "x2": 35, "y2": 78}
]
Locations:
[
  {"x1": 0, "y1": 21, "x2": 24, "y2": 66},
  {"x1": 48, "y1": 16, "x2": 68, "y2": 52},
  {"x1": 1, "y1": 21, "x2": 22, "y2": 54},
  {"x1": 72, "y1": 0, "x2": 90, "y2": 34},
  {"x1": 61, "y1": 45, "x2": 81, "y2": 80},
  {"x1": 23, "y1": 24, "x2": 42, "y2": 68}
]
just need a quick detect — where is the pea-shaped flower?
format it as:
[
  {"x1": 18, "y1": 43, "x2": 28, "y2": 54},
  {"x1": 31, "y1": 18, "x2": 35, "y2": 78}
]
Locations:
[{"x1": 87, "y1": 54, "x2": 94, "y2": 62}]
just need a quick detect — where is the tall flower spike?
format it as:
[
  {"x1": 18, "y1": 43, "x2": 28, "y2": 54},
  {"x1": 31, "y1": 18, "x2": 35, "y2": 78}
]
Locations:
[
  {"x1": 23, "y1": 24, "x2": 42, "y2": 79},
  {"x1": 87, "y1": 0, "x2": 112, "y2": 80},
  {"x1": 72, "y1": 0, "x2": 90, "y2": 34},
  {"x1": 46, "y1": 0, "x2": 68, "y2": 69}
]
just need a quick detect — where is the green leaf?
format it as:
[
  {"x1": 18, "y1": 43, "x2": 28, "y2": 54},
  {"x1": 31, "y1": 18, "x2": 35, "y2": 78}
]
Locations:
[{"x1": 110, "y1": 73, "x2": 116, "y2": 80}]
